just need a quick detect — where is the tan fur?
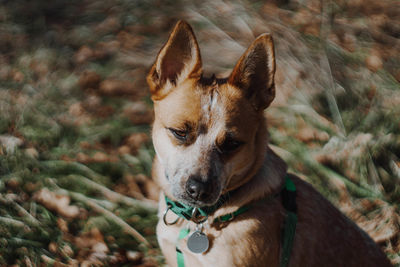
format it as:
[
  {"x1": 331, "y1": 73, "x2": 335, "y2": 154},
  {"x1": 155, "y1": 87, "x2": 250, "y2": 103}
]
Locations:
[{"x1": 148, "y1": 21, "x2": 392, "y2": 267}]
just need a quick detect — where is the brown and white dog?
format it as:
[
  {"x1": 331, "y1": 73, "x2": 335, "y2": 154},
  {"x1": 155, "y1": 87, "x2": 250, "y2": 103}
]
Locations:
[{"x1": 147, "y1": 20, "x2": 392, "y2": 267}]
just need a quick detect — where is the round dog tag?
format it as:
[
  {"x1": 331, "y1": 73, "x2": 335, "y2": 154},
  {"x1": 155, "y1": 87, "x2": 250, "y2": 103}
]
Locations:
[{"x1": 187, "y1": 231, "x2": 209, "y2": 253}]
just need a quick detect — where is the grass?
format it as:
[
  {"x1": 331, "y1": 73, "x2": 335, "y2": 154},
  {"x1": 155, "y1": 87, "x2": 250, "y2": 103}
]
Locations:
[{"x1": 0, "y1": 0, "x2": 399, "y2": 265}]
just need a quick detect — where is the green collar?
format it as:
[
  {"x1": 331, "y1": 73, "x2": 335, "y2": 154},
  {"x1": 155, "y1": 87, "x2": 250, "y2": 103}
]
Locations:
[
  {"x1": 165, "y1": 174, "x2": 296, "y2": 224},
  {"x1": 164, "y1": 193, "x2": 230, "y2": 224}
]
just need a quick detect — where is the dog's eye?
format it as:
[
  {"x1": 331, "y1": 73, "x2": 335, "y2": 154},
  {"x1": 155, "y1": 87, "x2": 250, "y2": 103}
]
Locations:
[
  {"x1": 168, "y1": 128, "x2": 187, "y2": 141},
  {"x1": 217, "y1": 138, "x2": 244, "y2": 154}
]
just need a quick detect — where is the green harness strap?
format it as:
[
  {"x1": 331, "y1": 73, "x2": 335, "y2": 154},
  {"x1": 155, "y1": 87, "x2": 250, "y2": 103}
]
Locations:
[
  {"x1": 176, "y1": 228, "x2": 190, "y2": 267},
  {"x1": 280, "y1": 176, "x2": 298, "y2": 267},
  {"x1": 171, "y1": 175, "x2": 297, "y2": 267}
]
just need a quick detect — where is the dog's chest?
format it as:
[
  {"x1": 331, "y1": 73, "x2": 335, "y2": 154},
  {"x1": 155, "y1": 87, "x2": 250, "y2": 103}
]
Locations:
[
  {"x1": 156, "y1": 220, "x2": 236, "y2": 267},
  {"x1": 156, "y1": 216, "x2": 280, "y2": 267}
]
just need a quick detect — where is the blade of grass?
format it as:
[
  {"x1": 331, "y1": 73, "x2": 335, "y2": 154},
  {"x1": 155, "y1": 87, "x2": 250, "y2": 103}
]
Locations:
[
  {"x1": 64, "y1": 174, "x2": 157, "y2": 211},
  {"x1": 0, "y1": 194, "x2": 41, "y2": 227},
  {"x1": 52, "y1": 185, "x2": 151, "y2": 248}
]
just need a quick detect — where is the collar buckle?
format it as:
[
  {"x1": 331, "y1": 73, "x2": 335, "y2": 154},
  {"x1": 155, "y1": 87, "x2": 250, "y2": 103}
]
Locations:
[
  {"x1": 191, "y1": 208, "x2": 208, "y2": 224},
  {"x1": 163, "y1": 203, "x2": 179, "y2": 225}
]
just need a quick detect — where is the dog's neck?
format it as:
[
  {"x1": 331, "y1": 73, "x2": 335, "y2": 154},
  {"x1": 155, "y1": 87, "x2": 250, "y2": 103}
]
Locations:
[{"x1": 220, "y1": 147, "x2": 287, "y2": 211}]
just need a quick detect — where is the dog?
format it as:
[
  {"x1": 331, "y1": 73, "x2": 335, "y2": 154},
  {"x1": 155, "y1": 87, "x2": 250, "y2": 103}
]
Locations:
[{"x1": 147, "y1": 20, "x2": 392, "y2": 267}]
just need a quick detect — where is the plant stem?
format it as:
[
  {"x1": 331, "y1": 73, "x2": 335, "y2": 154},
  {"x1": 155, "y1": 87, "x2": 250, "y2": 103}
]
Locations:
[{"x1": 54, "y1": 187, "x2": 152, "y2": 248}]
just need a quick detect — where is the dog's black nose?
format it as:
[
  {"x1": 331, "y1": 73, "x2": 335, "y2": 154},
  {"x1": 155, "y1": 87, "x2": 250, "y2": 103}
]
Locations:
[{"x1": 185, "y1": 177, "x2": 210, "y2": 201}]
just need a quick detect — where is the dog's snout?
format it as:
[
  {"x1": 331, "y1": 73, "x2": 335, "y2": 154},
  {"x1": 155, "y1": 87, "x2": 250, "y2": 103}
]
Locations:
[{"x1": 185, "y1": 176, "x2": 211, "y2": 201}]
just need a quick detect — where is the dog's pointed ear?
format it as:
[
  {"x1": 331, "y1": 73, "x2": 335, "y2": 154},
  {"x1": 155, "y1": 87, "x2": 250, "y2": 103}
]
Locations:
[
  {"x1": 147, "y1": 20, "x2": 202, "y2": 100},
  {"x1": 228, "y1": 33, "x2": 276, "y2": 110}
]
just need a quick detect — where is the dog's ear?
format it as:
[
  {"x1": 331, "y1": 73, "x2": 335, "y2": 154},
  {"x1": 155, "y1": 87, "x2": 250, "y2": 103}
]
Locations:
[
  {"x1": 228, "y1": 34, "x2": 276, "y2": 110},
  {"x1": 147, "y1": 20, "x2": 202, "y2": 100}
]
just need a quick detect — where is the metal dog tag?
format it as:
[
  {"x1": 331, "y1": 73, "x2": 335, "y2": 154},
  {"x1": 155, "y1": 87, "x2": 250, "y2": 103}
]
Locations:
[{"x1": 187, "y1": 231, "x2": 209, "y2": 253}]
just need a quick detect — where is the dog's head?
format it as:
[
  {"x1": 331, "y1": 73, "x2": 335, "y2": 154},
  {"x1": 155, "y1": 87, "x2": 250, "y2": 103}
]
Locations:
[{"x1": 148, "y1": 21, "x2": 276, "y2": 207}]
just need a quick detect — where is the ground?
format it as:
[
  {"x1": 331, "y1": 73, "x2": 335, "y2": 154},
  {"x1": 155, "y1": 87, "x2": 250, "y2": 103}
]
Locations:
[{"x1": 0, "y1": 0, "x2": 399, "y2": 266}]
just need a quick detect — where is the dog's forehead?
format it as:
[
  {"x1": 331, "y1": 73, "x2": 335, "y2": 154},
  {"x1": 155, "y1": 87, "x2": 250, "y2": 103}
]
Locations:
[
  {"x1": 154, "y1": 79, "x2": 258, "y2": 135},
  {"x1": 153, "y1": 80, "x2": 203, "y2": 125}
]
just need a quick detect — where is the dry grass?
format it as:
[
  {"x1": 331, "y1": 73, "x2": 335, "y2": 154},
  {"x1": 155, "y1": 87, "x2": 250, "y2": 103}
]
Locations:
[{"x1": 0, "y1": 0, "x2": 399, "y2": 265}]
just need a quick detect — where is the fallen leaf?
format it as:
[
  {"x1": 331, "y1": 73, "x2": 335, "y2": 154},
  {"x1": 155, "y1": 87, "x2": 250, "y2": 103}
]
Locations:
[
  {"x1": 0, "y1": 135, "x2": 23, "y2": 153},
  {"x1": 95, "y1": 16, "x2": 120, "y2": 34},
  {"x1": 74, "y1": 46, "x2": 94, "y2": 64},
  {"x1": 78, "y1": 70, "x2": 101, "y2": 90},
  {"x1": 34, "y1": 188, "x2": 80, "y2": 218},
  {"x1": 126, "y1": 133, "x2": 149, "y2": 152},
  {"x1": 126, "y1": 251, "x2": 143, "y2": 263},
  {"x1": 123, "y1": 101, "x2": 153, "y2": 125},
  {"x1": 117, "y1": 31, "x2": 144, "y2": 49},
  {"x1": 93, "y1": 40, "x2": 120, "y2": 59},
  {"x1": 25, "y1": 147, "x2": 39, "y2": 159},
  {"x1": 118, "y1": 145, "x2": 131, "y2": 155},
  {"x1": 12, "y1": 70, "x2": 24, "y2": 82},
  {"x1": 68, "y1": 102, "x2": 85, "y2": 117},
  {"x1": 92, "y1": 151, "x2": 110, "y2": 163},
  {"x1": 57, "y1": 218, "x2": 69, "y2": 232},
  {"x1": 76, "y1": 152, "x2": 91, "y2": 163},
  {"x1": 142, "y1": 177, "x2": 160, "y2": 201},
  {"x1": 366, "y1": 50, "x2": 383, "y2": 72},
  {"x1": 357, "y1": 205, "x2": 400, "y2": 243},
  {"x1": 99, "y1": 79, "x2": 135, "y2": 95}
]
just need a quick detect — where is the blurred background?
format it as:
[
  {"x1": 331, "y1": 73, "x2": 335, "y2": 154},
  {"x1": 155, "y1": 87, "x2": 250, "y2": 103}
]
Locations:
[{"x1": 0, "y1": 0, "x2": 399, "y2": 265}]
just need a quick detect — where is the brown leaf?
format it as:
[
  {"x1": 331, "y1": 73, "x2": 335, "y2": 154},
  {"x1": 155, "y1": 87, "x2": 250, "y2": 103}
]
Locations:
[
  {"x1": 99, "y1": 79, "x2": 135, "y2": 95},
  {"x1": 83, "y1": 95, "x2": 102, "y2": 111},
  {"x1": 92, "y1": 151, "x2": 110, "y2": 163},
  {"x1": 93, "y1": 41, "x2": 120, "y2": 59},
  {"x1": 76, "y1": 228, "x2": 111, "y2": 264},
  {"x1": 68, "y1": 102, "x2": 85, "y2": 117},
  {"x1": 49, "y1": 242, "x2": 58, "y2": 253},
  {"x1": 34, "y1": 188, "x2": 80, "y2": 218},
  {"x1": 76, "y1": 152, "x2": 91, "y2": 164},
  {"x1": 137, "y1": 257, "x2": 159, "y2": 267},
  {"x1": 114, "y1": 174, "x2": 144, "y2": 199},
  {"x1": 75, "y1": 227, "x2": 105, "y2": 250},
  {"x1": 78, "y1": 70, "x2": 101, "y2": 90},
  {"x1": 79, "y1": 141, "x2": 92, "y2": 149},
  {"x1": 142, "y1": 177, "x2": 160, "y2": 201},
  {"x1": 61, "y1": 244, "x2": 74, "y2": 257},
  {"x1": 93, "y1": 105, "x2": 115, "y2": 118},
  {"x1": 57, "y1": 218, "x2": 69, "y2": 232},
  {"x1": 25, "y1": 147, "x2": 39, "y2": 159},
  {"x1": 125, "y1": 133, "x2": 149, "y2": 152},
  {"x1": 74, "y1": 46, "x2": 94, "y2": 64},
  {"x1": 95, "y1": 16, "x2": 120, "y2": 34},
  {"x1": 357, "y1": 205, "x2": 400, "y2": 243},
  {"x1": 118, "y1": 145, "x2": 131, "y2": 155},
  {"x1": 295, "y1": 128, "x2": 330, "y2": 143},
  {"x1": 29, "y1": 60, "x2": 49, "y2": 79},
  {"x1": 123, "y1": 102, "x2": 154, "y2": 125},
  {"x1": 294, "y1": 118, "x2": 330, "y2": 143},
  {"x1": 0, "y1": 135, "x2": 23, "y2": 153},
  {"x1": 126, "y1": 251, "x2": 143, "y2": 263},
  {"x1": 117, "y1": 31, "x2": 144, "y2": 50},
  {"x1": 12, "y1": 70, "x2": 24, "y2": 82},
  {"x1": 365, "y1": 51, "x2": 383, "y2": 72}
]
